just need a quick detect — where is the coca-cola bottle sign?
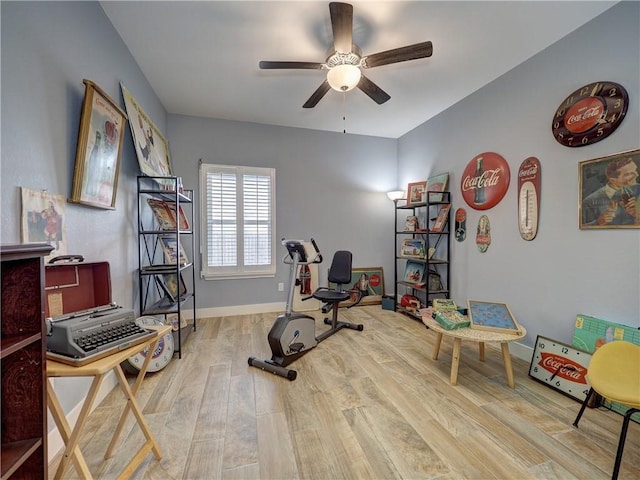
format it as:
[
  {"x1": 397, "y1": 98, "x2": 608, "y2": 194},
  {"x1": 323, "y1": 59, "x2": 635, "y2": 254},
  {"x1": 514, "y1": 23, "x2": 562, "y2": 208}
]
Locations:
[{"x1": 460, "y1": 152, "x2": 510, "y2": 210}]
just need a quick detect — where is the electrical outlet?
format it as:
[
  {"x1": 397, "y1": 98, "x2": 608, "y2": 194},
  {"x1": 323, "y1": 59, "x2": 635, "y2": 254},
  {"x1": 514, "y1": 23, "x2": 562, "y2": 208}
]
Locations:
[{"x1": 278, "y1": 283, "x2": 284, "y2": 291}]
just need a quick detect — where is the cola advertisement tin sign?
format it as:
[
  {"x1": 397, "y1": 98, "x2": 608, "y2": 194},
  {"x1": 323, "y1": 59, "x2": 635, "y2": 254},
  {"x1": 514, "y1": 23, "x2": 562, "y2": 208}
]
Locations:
[{"x1": 461, "y1": 152, "x2": 511, "y2": 210}]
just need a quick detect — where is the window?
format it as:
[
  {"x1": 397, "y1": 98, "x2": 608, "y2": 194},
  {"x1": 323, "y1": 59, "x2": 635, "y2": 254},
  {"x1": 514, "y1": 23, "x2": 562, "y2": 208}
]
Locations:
[{"x1": 200, "y1": 163, "x2": 276, "y2": 279}]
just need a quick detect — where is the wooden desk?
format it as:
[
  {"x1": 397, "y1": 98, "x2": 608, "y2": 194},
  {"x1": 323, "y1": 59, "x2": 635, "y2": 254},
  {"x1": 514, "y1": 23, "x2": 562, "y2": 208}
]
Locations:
[
  {"x1": 422, "y1": 316, "x2": 526, "y2": 388},
  {"x1": 47, "y1": 325, "x2": 171, "y2": 480}
]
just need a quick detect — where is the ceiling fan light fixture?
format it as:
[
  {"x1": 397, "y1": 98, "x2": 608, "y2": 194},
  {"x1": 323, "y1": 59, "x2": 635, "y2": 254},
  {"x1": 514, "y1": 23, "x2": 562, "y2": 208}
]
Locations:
[{"x1": 327, "y1": 64, "x2": 361, "y2": 92}]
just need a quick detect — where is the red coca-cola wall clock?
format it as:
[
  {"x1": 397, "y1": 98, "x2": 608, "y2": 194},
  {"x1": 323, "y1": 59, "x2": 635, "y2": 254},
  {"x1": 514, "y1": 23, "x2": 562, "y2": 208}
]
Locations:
[
  {"x1": 552, "y1": 81, "x2": 628, "y2": 147},
  {"x1": 460, "y1": 152, "x2": 510, "y2": 210}
]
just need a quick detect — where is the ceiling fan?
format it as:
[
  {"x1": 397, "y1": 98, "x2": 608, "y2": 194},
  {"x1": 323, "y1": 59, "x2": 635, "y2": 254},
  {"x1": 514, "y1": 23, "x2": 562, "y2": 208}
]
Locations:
[{"x1": 259, "y1": 2, "x2": 433, "y2": 108}]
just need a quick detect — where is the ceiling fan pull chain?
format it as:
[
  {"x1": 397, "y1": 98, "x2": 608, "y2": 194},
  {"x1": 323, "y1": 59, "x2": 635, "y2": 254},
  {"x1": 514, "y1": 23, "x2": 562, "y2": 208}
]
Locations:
[{"x1": 342, "y1": 92, "x2": 347, "y2": 134}]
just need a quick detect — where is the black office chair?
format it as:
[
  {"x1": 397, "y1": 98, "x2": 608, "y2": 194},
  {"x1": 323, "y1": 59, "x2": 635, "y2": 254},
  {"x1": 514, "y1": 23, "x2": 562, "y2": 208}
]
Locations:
[{"x1": 311, "y1": 250, "x2": 364, "y2": 338}]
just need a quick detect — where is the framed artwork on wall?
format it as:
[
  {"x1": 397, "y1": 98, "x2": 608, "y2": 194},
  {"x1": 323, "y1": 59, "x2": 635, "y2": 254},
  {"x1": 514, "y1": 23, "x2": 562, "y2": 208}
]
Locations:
[
  {"x1": 579, "y1": 148, "x2": 640, "y2": 229},
  {"x1": 69, "y1": 80, "x2": 127, "y2": 210},
  {"x1": 121, "y1": 82, "x2": 173, "y2": 181}
]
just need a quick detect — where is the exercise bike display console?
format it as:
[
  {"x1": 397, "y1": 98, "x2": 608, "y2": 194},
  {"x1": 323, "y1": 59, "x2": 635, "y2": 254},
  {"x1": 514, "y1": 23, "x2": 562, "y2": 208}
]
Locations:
[{"x1": 248, "y1": 238, "x2": 363, "y2": 380}]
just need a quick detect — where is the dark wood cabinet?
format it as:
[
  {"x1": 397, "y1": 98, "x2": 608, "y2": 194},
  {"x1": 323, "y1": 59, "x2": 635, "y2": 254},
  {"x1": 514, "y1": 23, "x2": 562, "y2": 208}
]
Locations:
[{"x1": 1, "y1": 243, "x2": 52, "y2": 480}]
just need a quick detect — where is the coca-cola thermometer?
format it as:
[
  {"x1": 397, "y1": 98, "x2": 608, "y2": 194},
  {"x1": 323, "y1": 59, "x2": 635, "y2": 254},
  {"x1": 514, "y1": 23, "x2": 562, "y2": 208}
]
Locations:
[
  {"x1": 528, "y1": 335, "x2": 592, "y2": 402},
  {"x1": 552, "y1": 81, "x2": 628, "y2": 147},
  {"x1": 518, "y1": 157, "x2": 541, "y2": 241},
  {"x1": 460, "y1": 152, "x2": 510, "y2": 210}
]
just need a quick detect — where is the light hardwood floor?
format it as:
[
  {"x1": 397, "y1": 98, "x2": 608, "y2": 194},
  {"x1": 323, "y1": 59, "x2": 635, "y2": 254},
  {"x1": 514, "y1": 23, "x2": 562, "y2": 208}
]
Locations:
[{"x1": 49, "y1": 306, "x2": 640, "y2": 479}]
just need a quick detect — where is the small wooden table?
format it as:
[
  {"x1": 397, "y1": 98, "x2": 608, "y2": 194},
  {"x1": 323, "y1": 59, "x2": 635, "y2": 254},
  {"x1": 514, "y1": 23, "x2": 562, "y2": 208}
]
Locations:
[
  {"x1": 422, "y1": 316, "x2": 526, "y2": 388},
  {"x1": 47, "y1": 325, "x2": 171, "y2": 480}
]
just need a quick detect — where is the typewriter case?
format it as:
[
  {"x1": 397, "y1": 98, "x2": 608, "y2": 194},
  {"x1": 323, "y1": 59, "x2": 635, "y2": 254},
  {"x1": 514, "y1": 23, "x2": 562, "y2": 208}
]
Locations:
[{"x1": 44, "y1": 255, "x2": 113, "y2": 318}]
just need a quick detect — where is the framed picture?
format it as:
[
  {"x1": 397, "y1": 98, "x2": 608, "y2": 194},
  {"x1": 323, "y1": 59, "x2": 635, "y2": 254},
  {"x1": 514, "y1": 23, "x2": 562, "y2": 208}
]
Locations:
[
  {"x1": 165, "y1": 202, "x2": 190, "y2": 231},
  {"x1": 407, "y1": 181, "x2": 427, "y2": 205},
  {"x1": 330, "y1": 267, "x2": 384, "y2": 307},
  {"x1": 400, "y1": 239, "x2": 425, "y2": 258},
  {"x1": 403, "y1": 260, "x2": 425, "y2": 285},
  {"x1": 69, "y1": 80, "x2": 127, "y2": 209},
  {"x1": 148, "y1": 199, "x2": 176, "y2": 230},
  {"x1": 157, "y1": 273, "x2": 187, "y2": 303},
  {"x1": 121, "y1": 83, "x2": 173, "y2": 181},
  {"x1": 427, "y1": 172, "x2": 450, "y2": 202},
  {"x1": 529, "y1": 335, "x2": 592, "y2": 403},
  {"x1": 467, "y1": 300, "x2": 521, "y2": 334},
  {"x1": 159, "y1": 235, "x2": 189, "y2": 265},
  {"x1": 431, "y1": 204, "x2": 451, "y2": 233},
  {"x1": 579, "y1": 149, "x2": 640, "y2": 229},
  {"x1": 21, "y1": 187, "x2": 68, "y2": 261}
]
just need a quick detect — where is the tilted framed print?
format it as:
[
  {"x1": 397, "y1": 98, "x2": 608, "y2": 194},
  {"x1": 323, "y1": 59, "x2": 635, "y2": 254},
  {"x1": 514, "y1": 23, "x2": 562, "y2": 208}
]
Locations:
[
  {"x1": 467, "y1": 300, "x2": 522, "y2": 334},
  {"x1": 427, "y1": 172, "x2": 449, "y2": 202},
  {"x1": 579, "y1": 149, "x2": 640, "y2": 229},
  {"x1": 121, "y1": 83, "x2": 173, "y2": 180},
  {"x1": 407, "y1": 181, "x2": 427, "y2": 205},
  {"x1": 69, "y1": 80, "x2": 127, "y2": 209},
  {"x1": 330, "y1": 267, "x2": 384, "y2": 307}
]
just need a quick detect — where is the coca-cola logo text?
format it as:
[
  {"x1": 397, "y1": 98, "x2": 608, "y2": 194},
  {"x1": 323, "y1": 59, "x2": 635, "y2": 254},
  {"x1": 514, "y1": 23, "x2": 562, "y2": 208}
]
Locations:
[
  {"x1": 539, "y1": 352, "x2": 587, "y2": 384},
  {"x1": 565, "y1": 97, "x2": 604, "y2": 134},
  {"x1": 519, "y1": 165, "x2": 538, "y2": 178},
  {"x1": 461, "y1": 168, "x2": 502, "y2": 192},
  {"x1": 460, "y1": 152, "x2": 510, "y2": 210}
]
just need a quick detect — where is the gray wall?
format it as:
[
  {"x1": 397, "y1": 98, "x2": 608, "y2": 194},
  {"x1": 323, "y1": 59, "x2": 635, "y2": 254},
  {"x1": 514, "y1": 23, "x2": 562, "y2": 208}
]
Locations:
[
  {"x1": 1, "y1": 1, "x2": 171, "y2": 414},
  {"x1": 398, "y1": 1, "x2": 640, "y2": 346},
  {"x1": 167, "y1": 115, "x2": 397, "y2": 308}
]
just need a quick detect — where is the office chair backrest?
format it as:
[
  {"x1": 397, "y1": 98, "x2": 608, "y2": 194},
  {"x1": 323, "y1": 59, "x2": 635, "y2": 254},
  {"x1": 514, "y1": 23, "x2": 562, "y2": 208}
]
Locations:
[{"x1": 327, "y1": 251, "x2": 352, "y2": 286}]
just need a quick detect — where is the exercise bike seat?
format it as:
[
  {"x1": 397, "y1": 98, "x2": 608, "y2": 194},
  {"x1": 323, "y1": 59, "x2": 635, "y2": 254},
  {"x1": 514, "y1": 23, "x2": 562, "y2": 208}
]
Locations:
[{"x1": 312, "y1": 250, "x2": 353, "y2": 304}]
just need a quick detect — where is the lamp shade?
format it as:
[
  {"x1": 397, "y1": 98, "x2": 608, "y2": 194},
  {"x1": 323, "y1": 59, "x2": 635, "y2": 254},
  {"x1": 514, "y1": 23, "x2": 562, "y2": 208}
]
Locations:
[
  {"x1": 386, "y1": 190, "x2": 405, "y2": 201},
  {"x1": 327, "y1": 64, "x2": 362, "y2": 92}
]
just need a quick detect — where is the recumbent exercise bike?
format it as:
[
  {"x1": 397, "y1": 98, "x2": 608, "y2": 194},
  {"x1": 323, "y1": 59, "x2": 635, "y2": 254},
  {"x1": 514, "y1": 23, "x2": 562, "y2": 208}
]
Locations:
[{"x1": 248, "y1": 238, "x2": 363, "y2": 380}]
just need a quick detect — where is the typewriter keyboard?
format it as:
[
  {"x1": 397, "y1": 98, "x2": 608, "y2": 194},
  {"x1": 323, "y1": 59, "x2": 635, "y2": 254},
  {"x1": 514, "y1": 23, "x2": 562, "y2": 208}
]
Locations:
[{"x1": 75, "y1": 322, "x2": 149, "y2": 352}]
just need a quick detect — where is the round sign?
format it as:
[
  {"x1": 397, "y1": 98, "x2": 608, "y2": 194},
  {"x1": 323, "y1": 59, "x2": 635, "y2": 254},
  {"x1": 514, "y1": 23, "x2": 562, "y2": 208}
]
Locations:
[
  {"x1": 369, "y1": 274, "x2": 381, "y2": 288},
  {"x1": 460, "y1": 152, "x2": 510, "y2": 210}
]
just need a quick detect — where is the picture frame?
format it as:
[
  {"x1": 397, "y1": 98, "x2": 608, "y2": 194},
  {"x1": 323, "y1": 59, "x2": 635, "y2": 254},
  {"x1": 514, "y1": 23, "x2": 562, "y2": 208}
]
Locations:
[
  {"x1": 427, "y1": 172, "x2": 450, "y2": 202},
  {"x1": 529, "y1": 335, "x2": 592, "y2": 403},
  {"x1": 147, "y1": 199, "x2": 176, "y2": 230},
  {"x1": 159, "y1": 235, "x2": 189, "y2": 266},
  {"x1": 400, "y1": 239, "x2": 425, "y2": 258},
  {"x1": 403, "y1": 260, "x2": 425, "y2": 285},
  {"x1": 330, "y1": 267, "x2": 384, "y2": 307},
  {"x1": 121, "y1": 83, "x2": 174, "y2": 181},
  {"x1": 21, "y1": 187, "x2": 68, "y2": 261},
  {"x1": 69, "y1": 80, "x2": 127, "y2": 210},
  {"x1": 431, "y1": 204, "x2": 451, "y2": 233},
  {"x1": 467, "y1": 300, "x2": 522, "y2": 334},
  {"x1": 157, "y1": 273, "x2": 187, "y2": 303},
  {"x1": 407, "y1": 181, "x2": 427, "y2": 205},
  {"x1": 165, "y1": 202, "x2": 190, "y2": 231},
  {"x1": 579, "y1": 149, "x2": 640, "y2": 229}
]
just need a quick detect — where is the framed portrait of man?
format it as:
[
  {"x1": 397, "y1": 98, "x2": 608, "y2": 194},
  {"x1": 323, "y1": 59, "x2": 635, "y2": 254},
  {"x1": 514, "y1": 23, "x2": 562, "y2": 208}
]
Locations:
[{"x1": 579, "y1": 149, "x2": 640, "y2": 229}]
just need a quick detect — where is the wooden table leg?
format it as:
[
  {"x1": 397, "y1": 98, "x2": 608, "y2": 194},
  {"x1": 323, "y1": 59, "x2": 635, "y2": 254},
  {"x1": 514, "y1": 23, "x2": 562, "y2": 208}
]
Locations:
[
  {"x1": 501, "y1": 342, "x2": 516, "y2": 388},
  {"x1": 478, "y1": 342, "x2": 485, "y2": 362},
  {"x1": 450, "y1": 338, "x2": 462, "y2": 385},
  {"x1": 50, "y1": 375, "x2": 104, "y2": 479},
  {"x1": 105, "y1": 336, "x2": 160, "y2": 460},
  {"x1": 432, "y1": 332, "x2": 444, "y2": 360}
]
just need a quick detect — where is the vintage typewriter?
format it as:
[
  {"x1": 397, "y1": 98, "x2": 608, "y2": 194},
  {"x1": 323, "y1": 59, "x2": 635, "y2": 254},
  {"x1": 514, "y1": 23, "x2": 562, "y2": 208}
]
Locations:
[{"x1": 46, "y1": 303, "x2": 157, "y2": 366}]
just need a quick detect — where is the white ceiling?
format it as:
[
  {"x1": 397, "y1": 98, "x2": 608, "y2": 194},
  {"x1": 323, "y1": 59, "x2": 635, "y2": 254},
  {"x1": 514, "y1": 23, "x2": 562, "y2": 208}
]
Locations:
[{"x1": 100, "y1": 1, "x2": 617, "y2": 139}]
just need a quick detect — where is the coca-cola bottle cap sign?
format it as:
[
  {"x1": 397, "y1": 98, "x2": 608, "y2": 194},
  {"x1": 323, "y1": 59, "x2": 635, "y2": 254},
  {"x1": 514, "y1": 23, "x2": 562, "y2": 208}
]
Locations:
[{"x1": 460, "y1": 152, "x2": 511, "y2": 210}]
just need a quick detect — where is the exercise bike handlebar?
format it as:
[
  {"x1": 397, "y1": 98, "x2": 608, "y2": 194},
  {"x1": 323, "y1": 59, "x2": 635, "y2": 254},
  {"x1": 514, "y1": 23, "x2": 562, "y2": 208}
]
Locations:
[{"x1": 281, "y1": 238, "x2": 323, "y2": 265}]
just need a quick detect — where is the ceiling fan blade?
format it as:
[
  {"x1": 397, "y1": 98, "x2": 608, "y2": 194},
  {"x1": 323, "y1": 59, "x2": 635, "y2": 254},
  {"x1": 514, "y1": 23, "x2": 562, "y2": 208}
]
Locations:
[
  {"x1": 330, "y1": 2, "x2": 353, "y2": 53},
  {"x1": 362, "y1": 41, "x2": 433, "y2": 68},
  {"x1": 357, "y1": 75, "x2": 391, "y2": 105},
  {"x1": 303, "y1": 81, "x2": 331, "y2": 108},
  {"x1": 259, "y1": 61, "x2": 323, "y2": 70}
]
